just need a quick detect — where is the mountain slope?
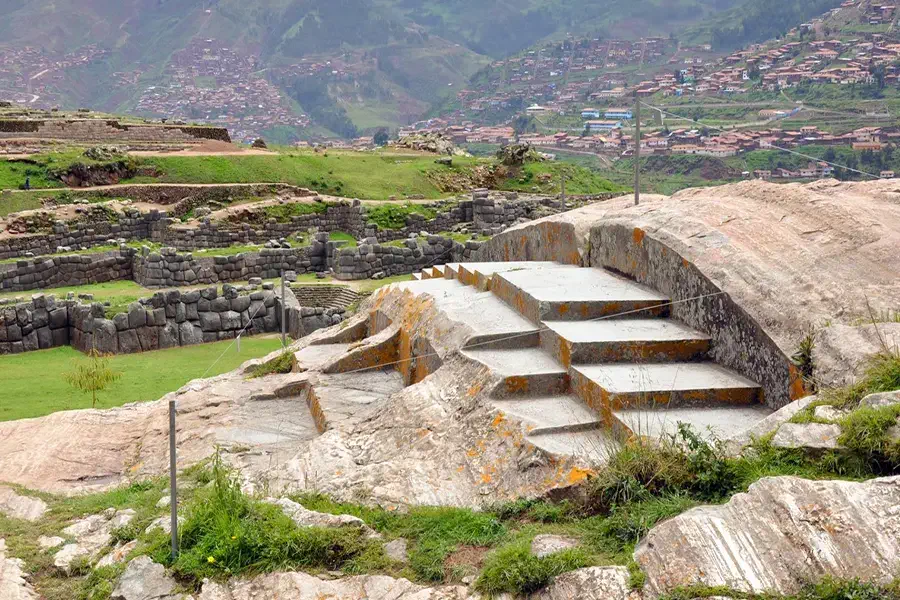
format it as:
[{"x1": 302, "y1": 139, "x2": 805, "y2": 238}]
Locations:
[{"x1": 0, "y1": 0, "x2": 809, "y2": 134}]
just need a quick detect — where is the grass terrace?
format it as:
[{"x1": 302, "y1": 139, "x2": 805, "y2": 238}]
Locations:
[{"x1": 0, "y1": 337, "x2": 284, "y2": 421}]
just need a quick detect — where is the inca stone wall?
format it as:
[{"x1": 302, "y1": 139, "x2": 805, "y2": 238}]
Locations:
[
  {"x1": 329, "y1": 234, "x2": 482, "y2": 281},
  {"x1": 0, "y1": 209, "x2": 163, "y2": 261},
  {"x1": 1, "y1": 191, "x2": 553, "y2": 261},
  {"x1": 0, "y1": 285, "x2": 345, "y2": 355},
  {"x1": 0, "y1": 294, "x2": 70, "y2": 354},
  {"x1": 0, "y1": 249, "x2": 135, "y2": 293},
  {"x1": 131, "y1": 245, "x2": 328, "y2": 288},
  {"x1": 0, "y1": 119, "x2": 230, "y2": 143}
]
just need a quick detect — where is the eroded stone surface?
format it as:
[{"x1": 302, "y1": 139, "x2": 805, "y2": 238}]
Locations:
[
  {"x1": 55, "y1": 508, "x2": 135, "y2": 572},
  {"x1": 195, "y1": 567, "x2": 637, "y2": 600},
  {"x1": 197, "y1": 572, "x2": 471, "y2": 600},
  {"x1": 111, "y1": 556, "x2": 185, "y2": 600},
  {"x1": 0, "y1": 487, "x2": 48, "y2": 522},
  {"x1": 97, "y1": 540, "x2": 138, "y2": 568},
  {"x1": 813, "y1": 405, "x2": 849, "y2": 422},
  {"x1": 861, "y1": 390, "x2": 900, "y2": 409},
  {"x1": 384, "y1": 538, "x2": 409, "y2": 563},
  {"x1": 530, "y1": 534, "x2": 579, "y2": 558},
  {"x1": 0, "y1": 539, "x2": 38, "y2": 600},
  {"x1": 771, "y1": 422, "x2": 842, "y2": 451},
  {"x1": 635, "y1": 476, "x2": 900, "y2": 597},
  {"x1": 531, "y1": 566, "x2": 639, "y2": 600}
]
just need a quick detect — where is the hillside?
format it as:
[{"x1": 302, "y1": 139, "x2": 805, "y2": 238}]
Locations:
[{"x1": 0, "y1": 0, "x2": 761, "y2": 139}]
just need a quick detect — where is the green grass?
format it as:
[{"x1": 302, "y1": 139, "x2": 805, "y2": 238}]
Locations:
[
  {"x1": 262, "y1": 201, "x2": 328, "y2": 222},
  {"x1": 475, "y1": 538, "x2": 591, "y2": 595},
  {"x1": 366, "y1": 203, "x2": 438, "y2": 230},
  {"x1": 0, "y1": 159, "x2": 63, "y2": 191},
  {"x1": 0, "y1": 280, "x2": 152, "y2": 317},
  {"x1": 329, "y1": 231, "x2": 358, "y2": 247},
  {"x1": 501, "y1": 161, "x2": 625, "y2": 196},
  {"x1": 124, "y1": 152, "x2": 483, "y2": 200},
  {"x1": 0, "y1": 337, "x2": 283, "y2": 421}
]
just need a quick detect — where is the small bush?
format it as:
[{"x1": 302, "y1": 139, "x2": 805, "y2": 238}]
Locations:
[
  {"x1": 248, "y1": 351, "x2": 295, "y2": 378},
  {"x1": 838, "y1": 404, "x2": 900, "y2": 464},
  {"x1": 585, "y1": 494, "x2": 698, "y2": 555},
  {"x1": 820, "y1": 352, "x2": 900, "y2": 409},
  {"x1": 475, "y1": 539, "x2": 591, "y2": 596},
  {"x1": 153, "y1": 453, "x2": 370, "y2": 582},
  {"x1": 588, "y1": 424, "x2": 736, "y2": 513}
]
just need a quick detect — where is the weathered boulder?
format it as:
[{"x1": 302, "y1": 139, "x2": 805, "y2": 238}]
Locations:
[
  {"x1": 531, "y1": 566, "x2": 639, "y2": 600},
  {"x1": 771, "y1": 422, "x2": 842, "y2": 451},
  {"x1": 266, "y1": 498, "x2": 377, "y2": 538},
  {"x1": 383, "y1": 538, "x2": 409, "y2": 563},
  {"x1": 111, "y1": 556, "x2": 184, "y2": 600},
  {"x1": 0, "y1": 486, "x2": 48, "y2": 522},
  {"x1": 195, "y1": 567, "x2": 637, "y2": 600},
  {"x1": 530, "y1": 534, "x2": 579, "y2": 558},
  {"x1": 634, "y1": 476, "x2": 900, "y2": 597},
  {"x1": 861, "y1": 389, "x2": 900, "y2": 409},
  {"x1": 55, "y1": 508, "x2": 135, "y2": 572},
  {"x1": 0, "y1": 539, "x2": 38, "y2": 600}
]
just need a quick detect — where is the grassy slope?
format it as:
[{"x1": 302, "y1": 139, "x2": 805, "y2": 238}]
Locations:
[
  {"x1": 0, "y1": 337, "x2": 283, "y2": 421},
  {"x1": 125, "y1": 152, "x2": 482, "y2": 199}
]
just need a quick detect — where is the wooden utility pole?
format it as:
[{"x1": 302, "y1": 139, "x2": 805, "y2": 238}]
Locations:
[{"x1": 634, "y1": 95, "x2": 641, "y2": 206}]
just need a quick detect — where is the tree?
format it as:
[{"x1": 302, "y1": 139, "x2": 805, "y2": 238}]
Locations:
[
  {"x1": 373, "y1": 128, "x2": 389, "y2": 146},
  {"x1": 65, "y1": 349, "x2": 121, "y2": 408},
  {"x1": 823, "y1": 147, "x2": 836, "y2": 162}
]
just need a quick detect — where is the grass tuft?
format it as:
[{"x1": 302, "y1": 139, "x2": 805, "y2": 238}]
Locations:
[
  {"x1": 475, "y1": 539, "x2": 591, "y2": 596},
  {"x1": 248, "y1": 351, "x2": 295, "y2": 378}
]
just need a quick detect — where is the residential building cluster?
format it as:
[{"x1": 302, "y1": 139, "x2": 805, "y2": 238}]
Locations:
[
  {"x1": 133, "y1": 40, "x2": 310, "y2": 143},
  {"x1": 0, "y1": 45, "x2": 106, "y2": 106}
]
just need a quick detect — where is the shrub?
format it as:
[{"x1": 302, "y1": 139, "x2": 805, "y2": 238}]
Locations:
[
  {"x1": 153, "y1": 453, "x2": 370, "y2": 582},
  {"x1": 838, "y1": 404, "x2": 900, "y2": 465},
  {"x1": 588, "y1": 424, "x2": 736, "y2": 513},
  {"x1": 475, "y1": 539, "x2": 591, "y2": 596}
]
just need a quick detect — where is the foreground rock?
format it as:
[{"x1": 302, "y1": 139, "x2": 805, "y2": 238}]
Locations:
[
  {"x1": 0, "y1": 487, "x2": 48, "y2": 522},
  {"x1": 195, "y1": 566, "x2": 637, "y2": 600},
  {"x1": 0, "y1": 540, "x2": 38, "y2": 600},
  {"x1": 112, "y1": 556, "x2": 187, "y2": 600},
  {"x1": 634, "y1": 476, "x2": 900, "y2": 597},
  {"x1": 55, "y1": 508, "x2": 135, "y2": 572}
]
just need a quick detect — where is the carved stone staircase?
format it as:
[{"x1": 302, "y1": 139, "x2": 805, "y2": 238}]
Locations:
[{"x1": 412, "y1": 262, "x2": 772, "y2": 462}]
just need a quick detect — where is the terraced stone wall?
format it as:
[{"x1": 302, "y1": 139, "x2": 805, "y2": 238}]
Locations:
[
  {"x1": 0, "y1": 210, "x2": 163, "y2": 260},
  {"x1": 0, "y1": 293, "x2": 70, "y2": 354},
  {"x1": 329, "y1": 235, "x2": 478, "y2": 281},
  {"x1": 0, "y1": 249, "x2": 135, "y2": 293},
  {"x1": 0, "y1": 119, "x2": 230, "y2": 143},
  {"x1": 0, "y1": 286, "x2": 345, "y2": 355},
  {"x1": 132, "y1": 246, "x2": 327, "y2": 288}
]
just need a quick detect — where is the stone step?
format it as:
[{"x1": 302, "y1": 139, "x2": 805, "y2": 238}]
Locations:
[
  {"x1": 492, "y1": 395, "x2": 605, "y2": 435},
  {"x1": 442, "y1": 263, "x2": 462, "y2": 280},
  {"x1": 454, "y1": 261, "x2": 567, "y2": 291},
  {"x1": 525, "y1": 428, "x2": 621, "y2": 465},
  {"x1": 571, "y1": 362, "x2": 761, "y2": 410},
  {"x1": 491, "y1": 266, "x2": 670, "y2": 323},
  {"x1": 411, "y1": 272, "x2": 423, "y2": 280},
  {"x1": 541, "y1": 319, "x2": 711, "y2": 367},
  {"x1": 394, "y1": 278, "x2": 539, "y2": 348},
  {"x1": 461, "y1": 347, "x2": 569, "y2": 398},
  {"x1": 613, "y1": 405, "x2": 774, "y2": 441}
]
